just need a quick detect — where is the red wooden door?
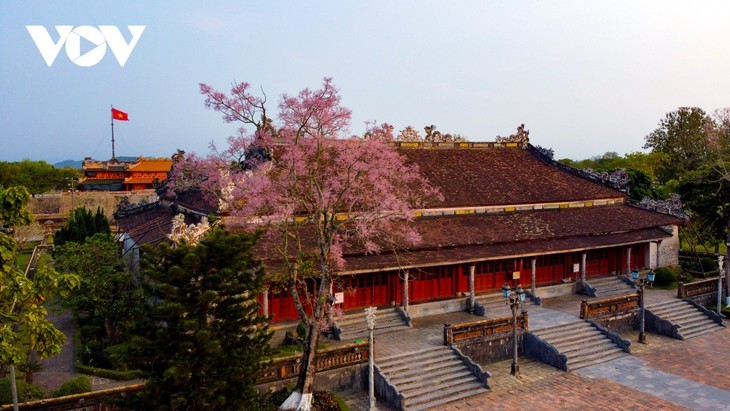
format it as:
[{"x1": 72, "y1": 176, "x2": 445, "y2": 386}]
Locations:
[{"x1": 373, "y1": 272, "x2": 388, "y2": 306}]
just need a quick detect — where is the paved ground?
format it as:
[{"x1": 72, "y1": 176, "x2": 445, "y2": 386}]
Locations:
[
  {"x1": 342, "y1": 284, "x2": 730, "y2": 410},
  {"x1": 30, "y1": 279, "x2": 729, "y2": 410},
  {"x1": 32, "y1": 305, "x2": 144, "y2": 395}
]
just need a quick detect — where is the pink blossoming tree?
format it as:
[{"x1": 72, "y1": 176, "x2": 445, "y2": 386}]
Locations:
[{"x1": 170, "y1": 78, "x2": 440, "y2": 410}]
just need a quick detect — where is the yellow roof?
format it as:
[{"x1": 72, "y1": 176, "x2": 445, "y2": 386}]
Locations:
[{"x1": 127, "y1": 158, "x2": 173, "y2": 172}]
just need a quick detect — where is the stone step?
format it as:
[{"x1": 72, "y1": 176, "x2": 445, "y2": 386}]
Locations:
[
  {"x1": 649, "y1": 304, "x2": 696, "y2": 316},
  {"x1": 532, "y1": 323, "x2": 595, "y2": 340},
  {"x1": 539, "y1": 329, "x2": 604, "y2": 346},
  {"x1": 661, "y1": 311, "x2": 711, "y2": 323},
  {"x1": 647, "y1": 299, "x2": 680, "y2": 307},
  {"x1": 587, "y1": 277, "x2": 623, "y2": 285},
  {"x1": 340, "y1": 318, "x2": 407, "y2": 334},
  {"x1": 681, "y1": 325, "x2": 723, "y2": 339},
  {"x1": 337, "y1": 310, "x2": 402, "y2": 326},
  {"x1": 562, "y1": 341, "x2": 620, "y2": 359},
  {"x1": 405, "y1": 381, "x2": 485, "y2": 408},
  {"x1": 409, "y1": 386, "x2": 489, "y2": 411},
  {"x1": 679, "y1": 319, "x2": 720, "y2": 333},
  {"x1": 377, "y1": 346, "x2": 448, "y2": 363},
  {"x1": 568, "y1": 350, "x2": 628, "y2": 371},
  {"x1": 596, "y1": 288, "x2": 634, "y2": 296},
  {"x1": 397, "y1": 368, "x2": 473, "y2": 391},
  {"x1": 596, "y1": 285, "x2": 635, "y2": 293},
  {"x1": 339, "y1": 324, "x2": 411, "y2": 342},
  {"x1": 379, "y1": 350, "x2": 457, "y2": 373},
  {"x1": 388, "y1": 363, "x2": 467, "y2": 386},
  {"x1": 551, "y1": 333, "x2": 608, "y2": 350},
  {"x1": 531, "y1": 321, "x2": 588, "y2": 336},
  {"x1": 402, "y1": 375, "x2": 479, "y2": 397},
  {"x1": 383, "y1": 356, "x2": 462, "y2": 380},
  {"x1": 567, "y1": 346, "x2": 624, "y2": 366}
]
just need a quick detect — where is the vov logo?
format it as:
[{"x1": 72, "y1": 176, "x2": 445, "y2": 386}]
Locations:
[{"x1": 26, "y1": 25, "x2": 146, "y2": 67}]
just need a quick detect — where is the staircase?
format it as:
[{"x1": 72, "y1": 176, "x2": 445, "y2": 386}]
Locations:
[
  {"x1": 336, "y1": 307, "x2": 410, "y2": 342},
  {"x1": 647, "y1": 299, "x2": 725, "y2": 339},
  {"x1": 586, "y1": 276, "x2": 635, "y2": 298},
  {"x1": 474, "y1": 292, "x2": 512, "y2": 318},
  {"x1": 530, "y1": 321, "x2": 628, "y2": 371},
  {"x1": 377, "y1": 346, "x2": 488, "y2": 410}
]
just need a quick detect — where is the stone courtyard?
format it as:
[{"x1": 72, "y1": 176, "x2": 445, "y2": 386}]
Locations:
[{"x1": 341, "y1": 287, "x2": 730, "y2": 410}]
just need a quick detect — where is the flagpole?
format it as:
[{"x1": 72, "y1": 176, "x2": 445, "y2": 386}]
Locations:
[{"x1": 111, "y1": 104, "x2": 116, "y2": 160}]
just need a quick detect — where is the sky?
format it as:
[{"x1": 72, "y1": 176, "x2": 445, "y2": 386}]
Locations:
[{"x1": 1, "y1": 1, "x2": 730, "y2": 164}]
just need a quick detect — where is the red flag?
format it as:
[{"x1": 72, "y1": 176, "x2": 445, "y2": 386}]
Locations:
[{"x1": 112, "y1": 108, "x2": 129, "y2": 121}]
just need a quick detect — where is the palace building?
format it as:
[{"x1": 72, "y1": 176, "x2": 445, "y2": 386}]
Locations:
[
  {"x1": 79, "y1": 157, "x2": 173, "y2": 191},
  {"x1": 254, "y1": 139, "x2": 683, "y2": 322},
  {"x1": 116, "y1": 135, "x2": 684, "y2": 324}
]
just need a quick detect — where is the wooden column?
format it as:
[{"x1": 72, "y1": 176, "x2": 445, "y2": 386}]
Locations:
[
  {"x1": 403, "y1": 269, "x2": 409, "y2": 312},
  {"x1": 531, "y1": 258, "x2": 537, "y2": 296},
  {"x1": 626, "y1": 246, "x2": 632, "y2": 275},
  {"x1": 468, "y1": 264, "x2": 475, "y2": 312},
  {"x1": 262, "y1": 286, "x2": 269, "y2": 317},
  {"x1": 581, "y1": 253, "x2": 587, "y2": 284}
]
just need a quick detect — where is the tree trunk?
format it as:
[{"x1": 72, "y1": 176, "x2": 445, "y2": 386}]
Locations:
[
  {"x1": 296, "y1": 260, "x2": 333, "y2": 399},
  {"x1": 725, "y1": 216, "x2": 729, "y2": 302}
]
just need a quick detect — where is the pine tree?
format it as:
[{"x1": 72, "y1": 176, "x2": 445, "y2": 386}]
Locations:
[{"x1": 128, "y1": 228, "x2": 271, "y2": 410}]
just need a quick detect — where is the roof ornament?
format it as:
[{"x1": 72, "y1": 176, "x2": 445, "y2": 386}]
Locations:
[
  {"x1": 168, "y1": 214, "x2": 211, "y2": 246},
  {"x1": 496, "y1": 124, "x2": 530, "y2": 144},
  {"x1": 396, "y1": 125, "x2": 466, "y2": 143},
  {"x1": 636, "y1": 193, "x2": 688, "y2": 219},
  {"x1": 396, "y1": 126, "x2": 422, "y2": 142}
]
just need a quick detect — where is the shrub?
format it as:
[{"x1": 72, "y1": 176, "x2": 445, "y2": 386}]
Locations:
[
  {"x1": 653, "y1": 266, "x2": 678, "y2": 286},
  {"x1": 296, "y1": 321, "x2": 307, "y2": 339},
  {"x1": 0, "y1": 377, "x2": 45, "y2": 404},
  {"x1": 53, "y1": 376, "x2": 91, "y2": 397}
]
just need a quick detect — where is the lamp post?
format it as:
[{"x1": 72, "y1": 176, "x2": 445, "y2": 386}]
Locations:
[
  {"x1": 502, "y1": 283, "x2": 526, "y2": 377},
  {"x1": 632, "y1": 269, "x2": 654, "y2": 344},
  {"x1": 718, "y1": 255, "x2": 724, "y2": 315},
  {"x1": 365, "y1": 307, "x2": 377, "y2": 411}
]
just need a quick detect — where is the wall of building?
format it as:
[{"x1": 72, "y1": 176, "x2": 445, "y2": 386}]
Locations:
[
  {"x1": 658, "y1": 225, "x2": 680, "y2": 267},
  {"x1": 58, "y1": 190, "x2": 158, "y2": 219}
]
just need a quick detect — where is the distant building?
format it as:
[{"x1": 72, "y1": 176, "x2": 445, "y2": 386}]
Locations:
[{"x1": 79, "y1": 157, "x2": 173, "y2": 191}]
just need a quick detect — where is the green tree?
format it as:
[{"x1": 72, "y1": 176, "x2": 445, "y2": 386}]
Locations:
[
  {"x1": 0, "y1": 160, "x2": 80, "y2": 195},
  {"x1": 626, "y1": 168, "x2": 655, "y2": 201},
  {"x1": 54, "y1": 233, "x2": 143, "y2": 346},
  {"x1": 128, "y1": 228, "x2": 271, "y2": 410},
  {"x1": 54, "y1": 207, "x2": 110, "y2": 246},
  {"x1": 678, "y1": 166, "x2": 730, "y2": 253},
  {"x1": 0, "y1": 186, "x2": 80, "y2": 374},
  {"x1": 644, "y1": 107, "x2": 714, "y2": 184}
]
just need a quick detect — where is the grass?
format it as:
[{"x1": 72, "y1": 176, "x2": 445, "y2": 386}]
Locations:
[
  {"x1": 680, "y1": 239, "x2": 727, "y2": 255},
  {"x1": 268, "y1": 342, "x2": 329, "y2": 359}
]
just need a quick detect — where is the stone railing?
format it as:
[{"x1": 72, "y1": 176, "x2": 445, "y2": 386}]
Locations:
[
  {"x1": 0, "y1": 384, "x2": 145, "y2": 411},
  {"x1": 444, "y1": 314, "x2": 528, "y2": 346},
  {"x1": 524, "y1": 333, "x2": 568, "y2": 371},
  {"x1": 678, "y1": 277, "x2": 726, "y2": 299},
  {"x1": 579, "y1": 294, "x2": 639, "y2": 319},
  {"x1": 585, "y1": 319, "x2": 631, "y2": 353},
  {"x1": 451, "y1": 346, "x2": 491, "y2": 388},
  {"x1": 374, "y1": 364, "x2": 405, "y2": 409},
  {"x1": 259, "y1": 341, "x2": 369, "y2": 384}
]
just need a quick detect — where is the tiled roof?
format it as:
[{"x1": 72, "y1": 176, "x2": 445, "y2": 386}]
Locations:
[
  {"x1": 123, "y1": 177, "x2": 157, "y2": 184},
  {"x1": 127, "y1": 158, "x2": 173, "y2": 172},
  {"x1": 79, "y1": 178, "x2": 124, "y2": 185},
  {"x1": 339, "y1": 227, "x2": 671, "y2": 274},
  {"x1": 250, "y1": 204, "x2": 682, "y2": 273},
  {"x1": 117, "y1": 204, "x2": 200, "y2": 246},
  {"x1": 398, "y1": 147, "x2": 624, "y2": 208}
]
